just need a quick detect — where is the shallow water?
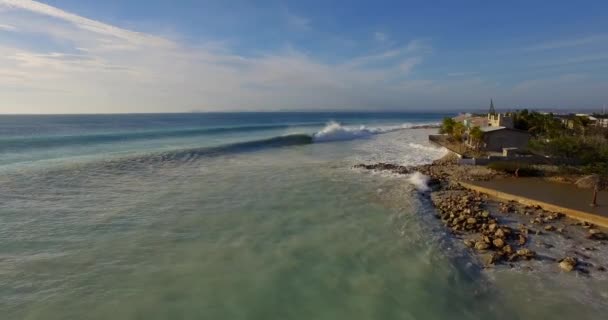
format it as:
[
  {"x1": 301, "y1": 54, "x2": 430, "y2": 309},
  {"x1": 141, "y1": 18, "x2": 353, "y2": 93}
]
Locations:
[{"x1": 1, "y1": 113, "x2": 607, "y2": 319}]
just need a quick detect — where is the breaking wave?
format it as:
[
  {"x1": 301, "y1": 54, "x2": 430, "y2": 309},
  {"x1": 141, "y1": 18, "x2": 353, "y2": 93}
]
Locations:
[
  {"x1": 407, "y1": 172, "x2": 431, "y2": 192},
  {"x1": 312, "y1": 121, "x2": 407, "y2": 142}
]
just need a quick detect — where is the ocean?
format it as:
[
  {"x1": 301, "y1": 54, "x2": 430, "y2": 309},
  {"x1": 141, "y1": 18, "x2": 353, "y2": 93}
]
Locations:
[{"x1": 1, "y1": 112, "x2": 606, "y2": 319}]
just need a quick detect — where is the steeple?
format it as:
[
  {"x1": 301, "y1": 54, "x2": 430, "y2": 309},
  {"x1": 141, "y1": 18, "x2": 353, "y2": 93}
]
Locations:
[{"x1": 489, "y1": 99, "x2": 497, "y2": 115}]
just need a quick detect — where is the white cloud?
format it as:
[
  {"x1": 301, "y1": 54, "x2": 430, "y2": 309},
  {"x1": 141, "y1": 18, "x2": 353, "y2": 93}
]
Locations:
[
  {"x1": 374, "y1": 32, "x2": 388, "y2": 42},
  {"x1": 447, "y1": 72, "x2": 478, "y2": 77},
  {"x1": 523, "y1": 34, "x2": 608, "y2": 52},
  {"x1": 1, "y1": 1, "x2": 602, "y2": 113},
  {"x1": 399, "y1": 57, "x2": 423, "y2": 74},
  {"x1": 0, "y1": 23, "x2": 16, "y2": 30},
  {"x1": 0, "y1": 0, "x2": 172, "y2": 47},
  {"x1": 284, "y1": 10, "x2": 311, "y2": 30},
  {"x1": 0, "y1": 1, "x2": 438, "y2": 113}
]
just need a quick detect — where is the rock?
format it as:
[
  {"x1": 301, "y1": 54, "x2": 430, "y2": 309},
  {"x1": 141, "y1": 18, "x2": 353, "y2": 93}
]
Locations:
[
  {"x1": 466, "y1": 217, "x2": 477, "y2": 225},
  {"x1": 492, "y1": 238, "x2": 505, "y2": 248},
  {"x1": 544, "y1": 225, "x2": 555, "y2": 231},
  {"x1": 463, "y1": 239, "x2": 474, "y2": 247},
  {"x1": 502, "y1": 245, "x2": 513, "y2": 254},
  {"x1": 516, "y1": 248, "x2": 535, "y2": 260},
  {"x1": 494, "y1": 228, "x2": 506, "y2": 238},
  {"x1": 481, "y1": 210, "x2": 490, "y2": 218},
  {"x1": 559, "y1": 257, "x2": 577, "y2": 272},
  {"x1": 488, "y1": 223, "x2": 497, "y2": 232},
  {"x1": 518, "y1": 234, "x2": 527, "y2": 245},
  {"x1": 482, "y1": 253, "x2": 499, "y2": 266},
  {"x1": 587, "y1": 229, "x2": 607, "y2": 240},
  {"x1": 475, "y1": 241, "x2": 490, "y2": 251}
]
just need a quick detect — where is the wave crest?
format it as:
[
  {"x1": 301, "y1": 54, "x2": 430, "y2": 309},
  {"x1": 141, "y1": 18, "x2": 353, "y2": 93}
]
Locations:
[{"x1": 313, "y1": 121, "x2": 391, "y2": 142}]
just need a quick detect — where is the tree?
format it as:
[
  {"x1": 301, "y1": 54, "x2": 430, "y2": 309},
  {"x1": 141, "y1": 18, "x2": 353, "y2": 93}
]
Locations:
[
  {"x1": 469, "y1": 126, "x2": 484, "y2": 150},
  {"x1": 439, "y1": 117, "x2": 456, "y2": 135},
  {"x1": 452, "y1": 122, "x2": 466, "y2": 142}
]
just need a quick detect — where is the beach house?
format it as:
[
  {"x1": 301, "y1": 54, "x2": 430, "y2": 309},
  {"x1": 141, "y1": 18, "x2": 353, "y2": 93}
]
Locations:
[{"x1": 465, "y1": 100, "x2": 531, "y2": 152}]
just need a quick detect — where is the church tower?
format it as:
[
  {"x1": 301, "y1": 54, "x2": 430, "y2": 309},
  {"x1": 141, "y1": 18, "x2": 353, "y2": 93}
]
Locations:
[{"x1": 488, "y1": 99, "x2": 497, "y2": 115}]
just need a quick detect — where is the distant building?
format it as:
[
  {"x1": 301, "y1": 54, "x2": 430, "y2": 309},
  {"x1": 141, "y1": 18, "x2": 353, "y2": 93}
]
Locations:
[
  {"x1": 465, "y1": 99, "x2": 530, "y2": 152},
  {"x1": 453, "y1": 113, "x2": 489, "y2": 128},
  {"x1": 596, "y1": 117, "x2": 608, "y2": 128},
  {"x1": 487, "y1": 100, "x2": 514, "y2": 128},
  {"x1": 554, "y1": 114, "x2": 577, "y2": 129},
  {"x1": 473, "y1": 126, "x2": 531, "y2": 152}
]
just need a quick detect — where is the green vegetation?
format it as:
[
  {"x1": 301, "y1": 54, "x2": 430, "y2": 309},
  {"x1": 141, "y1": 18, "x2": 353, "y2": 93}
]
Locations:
[
  {"x1": 510, "y1": 109, "x2": 608, "y2": 176},
  {"x1": 439, "y1": 117, "x2": 466, "y2": 142},
  {"x1": 469, "y1": 126, "x2": 483, "y2": 150},
  {"x1": 439, "y1": 117, "x2": 456, "y2": 135}
]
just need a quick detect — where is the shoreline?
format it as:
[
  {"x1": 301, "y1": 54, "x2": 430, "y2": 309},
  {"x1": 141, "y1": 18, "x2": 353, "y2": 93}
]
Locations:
[{"x1": 354, "y1": 154, "x2": 608, "y2": 276}]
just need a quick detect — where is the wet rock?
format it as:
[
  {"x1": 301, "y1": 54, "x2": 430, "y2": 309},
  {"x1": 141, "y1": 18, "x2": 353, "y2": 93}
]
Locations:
[
  {"x1": 494, "y1": 228, "x2": 506, "y2": 238},
  {"x1": 518, "y1": 234, "x2": 527, "y2": 245},
  {"x1": 463, "y1": 239, "x2": 474, "y2": 248},
  {"x1": 482, "y1": 252, "x2": 501, "y2": 266},
  {"x1": 587, "y1": 229, "x2": 607, "y2": 240},
  {"x1": 544, "y1": 225, "x2": 556, "y2": 231},
  {"x1": 559, "y1": 257, "x2": 577, "y2": 272},
  {"x1": 466, "y1": 217, "x2": 477, "y2": 225},
  {"x1": 492, "y1": 238, "x2": 505, "y2": 248},
  {"x1": 475, "y1": 241, "x2": 490, "y2": 251},
  {"x1": 516, "y1": 248, "x2": 535, "y2": 260}
]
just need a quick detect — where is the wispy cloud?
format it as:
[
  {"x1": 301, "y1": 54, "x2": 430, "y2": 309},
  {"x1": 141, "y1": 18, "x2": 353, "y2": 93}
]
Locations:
[
  {"x1": 374, "y1": 32, "x2": 388, "y2": 42},
  {"x1": 0, "y1": 1, "x2": 436, "y2": 113},
  {"x1": 0, "y1": 23, "x2": 16, "y2": 30},
  {"x1": 447, "y1": 71, "x2": 478, "y2": 77},
  {"x1": 522, "y1": 34, "x2": 608, "y2": 52},
  {"x1": 399, "y1": 57, "x2": 423, "y2": 74},
  {"x1": 0, "y1": 0, "x2": 172, "y2": 47},
  {"x1": 284, "y1": 9, "x2": 311, "y2": 31},
  {"x1": 532, "y1": 53, "x2": 608, "y2": 67},
  {"x1": 1, "y1": 1, "x2": 603, "y2": 113}
]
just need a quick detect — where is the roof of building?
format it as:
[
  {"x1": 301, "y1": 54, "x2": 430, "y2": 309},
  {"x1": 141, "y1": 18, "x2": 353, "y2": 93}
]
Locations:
[
  {"x1": 480, "y1": 126, "x2": 531, "y2": 135},
  {"x1": 481, "y1": 126, "x2": 506, "y2": 132}
]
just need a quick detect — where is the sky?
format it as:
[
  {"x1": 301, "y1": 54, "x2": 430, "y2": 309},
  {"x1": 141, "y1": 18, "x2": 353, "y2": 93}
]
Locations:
[{"x1": 1, "y1": 0, "x2": 607, "y2": 114}]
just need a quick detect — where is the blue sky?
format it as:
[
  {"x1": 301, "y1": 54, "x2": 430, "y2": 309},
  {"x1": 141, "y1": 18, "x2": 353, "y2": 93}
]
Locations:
[{"x1": 1, "y1": 0, "x2": 607, "y2": 113}]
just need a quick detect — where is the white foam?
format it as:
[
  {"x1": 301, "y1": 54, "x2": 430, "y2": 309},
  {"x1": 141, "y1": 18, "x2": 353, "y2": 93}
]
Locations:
[
  {"x1": 408, "y1": 142, "x2": 445, "y2": 153},
  {"x1": 407, "y1": 171, "x2": 430, "y2": 192},
  {"x1": 312, "y1": 121, "x2": 441, "y2": 143},
  {"x1": 349, "y1": 129, "x2": 448, "y2": 167},
  {"x1": 312, "y1": 121, "x2": 382, "y2": 142}
]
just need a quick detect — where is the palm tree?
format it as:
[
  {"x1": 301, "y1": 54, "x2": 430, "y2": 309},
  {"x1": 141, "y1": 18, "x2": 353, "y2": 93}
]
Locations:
[
  {"x1": 452, "y1": 122, "x2": 466, "y2": 142},
  {"x1": 469, "y1": 126, "x2": 484, "y2": 150},
  {"x1": 439, "y1": 117, "x2": 456, "y2": 135}
]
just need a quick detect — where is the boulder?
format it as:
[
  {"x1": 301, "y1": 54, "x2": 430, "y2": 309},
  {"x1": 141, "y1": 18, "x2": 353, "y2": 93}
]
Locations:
[
  {"x1": 494, "y1": 228, "x2": 506, "y2": 238},
  {"x1": 516, "y1": 248, "x2": 535, "y2": 260},
  {"x1": 559, "y1": 257, "x2": 577, "y2": 272},
  {"x1": 475, "y1": 241, "x2": 490, "y2": 251},
  {"x1": 492, "y1": 238, "x2": 505, "y2": 248}
]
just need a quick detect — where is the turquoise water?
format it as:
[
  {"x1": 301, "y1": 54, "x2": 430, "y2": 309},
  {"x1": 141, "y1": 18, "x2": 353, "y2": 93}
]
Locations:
[{"x1": 1, "y1": 113, "x2": 607, "y2": 319}]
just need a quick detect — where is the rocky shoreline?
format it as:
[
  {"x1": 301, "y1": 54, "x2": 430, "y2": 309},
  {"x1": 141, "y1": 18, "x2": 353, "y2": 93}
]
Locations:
[{"x1": 354, "y1": 155, "x2": 608, "y2": 275}]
